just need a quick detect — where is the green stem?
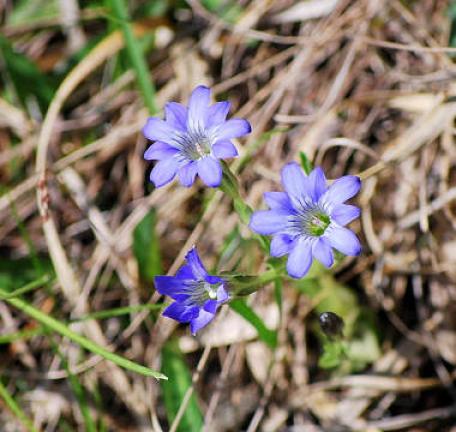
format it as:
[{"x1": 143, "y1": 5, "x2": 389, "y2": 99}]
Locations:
[
  {"x1": 0, "y1": 288, "x2": 167, "y2": 380},
  {"x1": 0, "y1": 380, "x2": 37, "y2": 432},
  {"x1": 110, "y1": 0, "x2": 157, "y2": 114}
]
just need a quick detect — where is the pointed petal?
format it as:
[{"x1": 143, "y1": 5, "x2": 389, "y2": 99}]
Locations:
[
  {"x1": 150, "y1": 157, "x2": 178, "y2": 187},
  {"x1": 281, "y1": 162, "x2": 313, "y2": 209},
  {"x1": 312, "y1": 237, "x2": 334, "y2": 268},
  {"x1": 216, "y1": 285, "x2": 229, "y2": 303},
  {"x1": 142, "y1": 117, "x2": 178, "y2": 144},
  {"x1": 190, "y1": 309, "x2": 215, "y2": 335},
  {"x1": 263, "y1": 192, "x2": 293, "y2": 211},
  {"x1": 331, "y1": 204, "x2": 360, "y2": 226},
  {"x1": 270, "y1": 234, "x2": 294, "y2": 257},
  {"x1": 144, "y1": 142, "x2": 179, "y2": 160},
  {"x1": 197, "y1": 156, "x2": 222, "y2": 187},
  {"x1": 163, "y1": 302, "x2": 199, "y2": 323},
  {"x1": 320, "y1": 176, "x2": 361, "y2": 209},
  {"x1": 154, "y1": 276, "x2": 191, "y2": 301},
  {"x1": 206, "y1": 101, "x2": 231, "y2": 128},
  {"x1": 178, "y1": 162, "x2": 198, "y2": 187},
  {"x1": 165, "y1": 102, "x2": 187, "y2": 131},
  {"x1": 249, "y1": 209, "x2": 289, "y2": 235},
  {"x1": 212, "y1": 140, "x2": 238, "y2": 158},
  {"x1": 187, "y1": 85, "x2": 210, "y2": 131},
  {"x1": 286, "y1": 240, "x2": 313, "y2": 279},
  {"x1": 211, "y1": 119, "x2": 251, "y2": 142},
  {"x1": 185, "y1": 247, "x2": 208, "y2": 280},
  {"x1": 203, "y1": 299, "x2": 217, "y2": 314},
  {"x1": 175, "y1": 264, "x2": 194, "y2": 280},
  {"x1": 308, "y1": 167, "x2": 327, "y2": 201},
  {"x1": 325, "y1": 225, "x2": 361, "y2": 256}
]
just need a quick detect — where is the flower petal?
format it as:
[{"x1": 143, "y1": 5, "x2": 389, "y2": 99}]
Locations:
[
  {"x1": 249, "y1": 209, "x2": 289, "y2": 235},
  {"x1": 203, "y1": 299, "x2": 217, "y2": 314},
  {"x1": 142, "y1": 117, "x2": 178, "y2": 145},
  {"x1": 150, "y1": 157, "x2": 178, "y2": 187},
  {"x1": 216, "y1": 285, "x2": 229, "y2": 303},
  {"x1": 187, "y1": 85, "x2": 211, "y2": 131},
  {"x1": 312, "y1": 237, "x2": 334, "y2": 268},
  {"x1": 178, "y1": 162, "x2": 198, "y2": 187},
  {"x1": 263, "y1": 192, "x2": 293, "y2": 211},
  {"x1": 270, "y1": 234, "x2": 294, "y2": 257},
  {"x1": 211, "y1": 119, "x2": 251, "y2": 142},
  {"x1": 185, "y1": 247, "x2": 208, "y2": 280},
  {"x1": 154, "y1": 276, "x2": 190, "y2": 301},
  {"x1": 286, "y1": 239, "x2": 313, "y2": 279},
  {"x1": 212, "y1": 140, "x2": 238, "y2": 158},
  {"x1": 206, "y1": 101, "x2": 231, "y2": 128},
  {"x1": 281, "y1": 162, "x2": 313, "y2": 209},
  {"x1": 144, "y1": 142, "x2": 179, "y2": 160},
  {"x1": 165, "y1": 102, "x2": 187, "y2": 131},
  {"x1": 308, "y1": 167, "x2": 327, "y2": 201},
  {"x1": 197, "y1": 156, "x2": 222, "y2": 187},
  {"x1": 320, "y1": 175, "x2": 361, "y2": 209},
  {"x1": 325, "y1": 225, "x2": 361, "y2": 256},
  {"x1": 331, "y1": 204, "x2": 360, "y2": 226},
  {"x1": 175, "y1": 264, "x2": 194, "y2": 280},
  {"x1": 163, "y1": 302, "x2": 199, "y2": 323},
  {"x1": 190, "y1": 309, "x2": 215, "y2": 335}
]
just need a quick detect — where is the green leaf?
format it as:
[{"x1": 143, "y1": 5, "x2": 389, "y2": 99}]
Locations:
[
  {"x1": 229, "y1": 299, "x2": 277, "y2": 348},
  {"x1": 0, "y1": 286, "x2": 167, "y2": 379},
  {"x1": 319, "y1": 339, "x2": 345, "y2": 369},
  {"x1": 161, "y1": 341, "x2": 204, "y2": 432},
  {"x1": 133, "y1": 209, "x2": 163, "y2": 282},
  {"x1": 0, "y1": 35, "x2": 55, "y2": 111},
  {"x1": 299, "y1": 151, "x2": 314, "y2": 175}
]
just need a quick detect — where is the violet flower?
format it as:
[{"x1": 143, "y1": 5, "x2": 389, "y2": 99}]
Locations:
[
  {"x1": 154, "y1": 247, "x2": 229, "y2": 334},
  {"x1": 250, "y1": 162, "x2": 361, "y2": 279},
  {"x1": 143, "y1": 86, "x2": 251, "y2": 188}
]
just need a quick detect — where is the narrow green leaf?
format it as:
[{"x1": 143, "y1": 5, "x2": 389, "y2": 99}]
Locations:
[
  {"x1": 229, "y1": 299, "x2": 277, "y2": 348},
  {"x1": 133, "y1": 209, "x2": 163, "y2": 282},
  {"x1": 299, "y1": 151, "x2": 314, "y2": 175},
  {"x1": 0, "y1": 274, "x2": 51, "y2": 299},
  {"x1": 109, "y1": 0, "x2": 157, "y2": 114},
  {"x1": 0, "y1": 379, "x2": 37, "y2": 432},
  {"x1": 161, "y1": 341, "x2": 203, "y2": 432},
  {"x1": 0, "y1": 289, "x2": 167, "y2": 380}
]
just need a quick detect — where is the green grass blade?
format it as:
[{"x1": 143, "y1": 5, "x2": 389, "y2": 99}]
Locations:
[
  {"x1": 0, "y1": 274, "x2": 52, "y2": 299},
  {"x1": 0, "y1": 289, "x2": 167, "y2": 380},
  {"x1": 229, "y1": 299, "x2": 277, "y2": 348},
  {"x1": 0, "y1": 379, "x2": 37, "y2": 432},
  {"x1": 75, "y1": 303, "x2": 163, "y2": 321},
  {"x1": 109, "y1": 0, "x2": 157, "y2": 114},
  {"x1": 161, "y1": 341, "x2": 203, "y2": 432}
]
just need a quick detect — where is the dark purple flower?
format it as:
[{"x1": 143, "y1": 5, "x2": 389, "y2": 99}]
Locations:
[
  {"x1": 143, "y1": 86, "x2": 251, "y2": 188},
  {"x1": 249, "y1": 162, "x2": 361, "y2": 279},
  {"x1": 154, "y1": 247, "x2": 229, "y2": 334}
]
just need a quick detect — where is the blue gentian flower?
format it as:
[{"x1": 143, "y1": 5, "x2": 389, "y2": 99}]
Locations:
[
  {"x1": 143, "y1": 86, "x2": 251, "y2": 188},
  {"x1": 154, "y1": 247, "x2": 229, "y2": 334},
  {"x1": 250, "y1": 162, "x2": 361, "y2": 279}
]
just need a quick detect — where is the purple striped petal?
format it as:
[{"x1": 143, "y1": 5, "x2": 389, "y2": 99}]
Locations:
[
  {"x1": 308, "y1": 167, "x2": 327, "y2": 201},
  {"x1": 142, "y1": 117, "x2": 178, "y2": 144},
  {"x1": 187, "y1": 86, "x2": 210, "y2": 132},
  {"x1": 197, "y1": 156, "x2": 222, "y2": 187},
  {"x1": 249, "y1": 209, "x2": 289, "y2": 235},
  {"x1": 150, "y1": 157, "x2": 179, "y2": 187},
  {"x1": 263, "y1": 192, "x2": 293, "y2": 211},
  {"x1": 281, "y1": 162, "x2": 313, "y2": 209},
  {"x1": 154, "y1": 276, "x2": 190, "y2": 301},
  {"x1": 311, "y1": 237, "x2": 334, "y2": 268},
  {"x1": 163, "y1": 302, "x2": 199, "y2": 322},
  {"x1": 212, "y1": 140, "x2": 238, "y2": 158},
  {"x1": 331, "y1": 204, "x2": 360, "y2": 226},
  {"x1": 270, "y1": 234, "x2": 294, "y2": 257},
  {"x1": 144, "y1": 142, "x2": 179, "y2": 160},
  {"x1": 325, "y1": 225, "x2": 361, "y2": 256},
  {"x1": 320, "y1": 176, "x2": 361, "y2": 208},
  {"x1": 286, "y1": 239, "x2": 313, "y2": 279},
  {"x1": 185, "y1": 247, "x2": 208, "y2": 280},
  {"x1": 206, "y1": 101, "x2": 231, "y2": 128},
  {"x1": 178, "y1": 162, "x2": 198, "y2": 187},
  {"x1": 211, "y1": 119, "x2": 251, "y2": 142},
  {"x1": 190, "y1": 309, "x2": 215, "y2": 334},
  {"x1": 165, "y1": 102, "x2": 187, "y2": 131}
]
